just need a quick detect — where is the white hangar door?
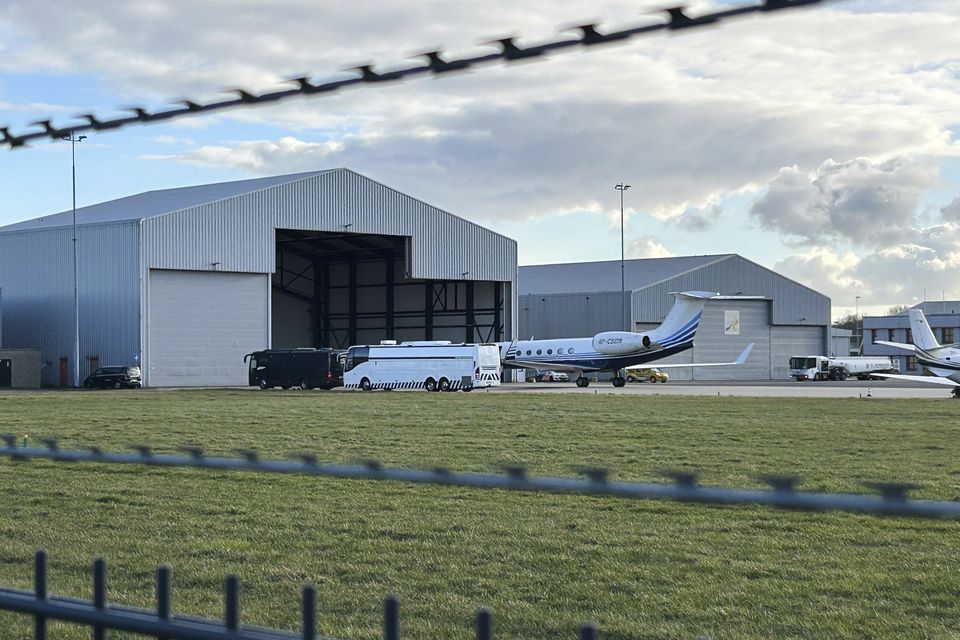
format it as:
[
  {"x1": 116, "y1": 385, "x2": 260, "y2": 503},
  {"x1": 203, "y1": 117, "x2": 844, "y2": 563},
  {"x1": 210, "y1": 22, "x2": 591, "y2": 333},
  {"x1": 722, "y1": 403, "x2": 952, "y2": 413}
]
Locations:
[{"x1": 148, "y1": 270, "x2": 269, "y2": 387}]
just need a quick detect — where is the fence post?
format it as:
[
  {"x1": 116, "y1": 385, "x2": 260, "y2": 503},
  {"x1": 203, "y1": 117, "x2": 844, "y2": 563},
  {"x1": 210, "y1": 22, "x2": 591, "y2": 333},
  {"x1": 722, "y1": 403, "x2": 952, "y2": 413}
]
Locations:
[
  {"x1": 93, "y1": 557, "x2": 107, "y2": 640},
  {"x1": 34, "y1": 550, "x2": 47, "y2": 640},
  {"x1": 580, "y1": 621, "x2": 597, "y2": 640},
  {"x1": 156, "y1": 566, "x2": 170, "y2": 640},
  {"x1": 475, "y1": 607, "x2": 492, "y2": 640},
  {"x1": 225, "y1": 574, "x2": 240, "y2": 632},
  {"x1": 302, "y1": 584, "x2": 316, "y2": 640},
  {"x1": 384, "y1": 595, "x2": 399, "y2": 640}
]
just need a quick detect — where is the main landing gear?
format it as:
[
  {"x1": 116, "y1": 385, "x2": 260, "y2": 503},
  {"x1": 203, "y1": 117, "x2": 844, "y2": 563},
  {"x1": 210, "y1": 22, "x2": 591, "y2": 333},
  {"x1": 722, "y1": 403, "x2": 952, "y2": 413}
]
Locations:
[
  {"x1": 612, "y1": 376, "x2": 626, "y2": 388},
  {"x1": 576, "y1": 376, "x2": 590, "y2": 388}
]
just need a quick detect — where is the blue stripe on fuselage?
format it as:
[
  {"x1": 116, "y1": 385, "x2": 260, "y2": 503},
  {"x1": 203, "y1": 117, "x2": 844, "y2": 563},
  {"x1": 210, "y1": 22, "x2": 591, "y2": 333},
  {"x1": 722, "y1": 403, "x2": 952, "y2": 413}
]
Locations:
[{"x1": 504, "y1": 340, "x2": 694, "y2": 372}]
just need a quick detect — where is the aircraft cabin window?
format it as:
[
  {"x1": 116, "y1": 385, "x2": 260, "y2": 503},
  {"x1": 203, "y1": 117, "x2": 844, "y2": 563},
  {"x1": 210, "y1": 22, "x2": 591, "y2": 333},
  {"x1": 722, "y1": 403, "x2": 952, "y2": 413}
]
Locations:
[
  {"x1": 547, "y1": 349, "x2": 553, "y2": 355},
  {"x1": 536, "y1": 349, "x2": 542, "y2": 355},
  {"x1": 525, "y1": 350, "x2": 532, "y2": 356}
]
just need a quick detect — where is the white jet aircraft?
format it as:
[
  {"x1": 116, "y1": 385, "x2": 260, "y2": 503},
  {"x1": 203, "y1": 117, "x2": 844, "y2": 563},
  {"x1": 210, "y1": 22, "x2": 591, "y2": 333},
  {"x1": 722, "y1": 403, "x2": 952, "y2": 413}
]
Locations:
[
  {"x1": 873, "y1": 308, "x2": 960, "y2": 398},
  {"x1": 499, "y1": 290, "x2": 754, "y2": 388}
]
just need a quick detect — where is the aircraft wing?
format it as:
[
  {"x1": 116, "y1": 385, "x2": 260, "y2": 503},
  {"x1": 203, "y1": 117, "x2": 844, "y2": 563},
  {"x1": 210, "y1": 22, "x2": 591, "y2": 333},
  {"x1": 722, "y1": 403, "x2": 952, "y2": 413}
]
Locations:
[
  {"x1": 627, "y1": 343, "x2": 754, "y2": 370},
  {"x1": 505, "y1": 359, "x2": 600, "y2": 373},
  {"x1": 872, "y1": 373, "x2": 959, "y2": 387},
  {"x1": 876, "y1": 340, "x2": 915, "y2": 352}
]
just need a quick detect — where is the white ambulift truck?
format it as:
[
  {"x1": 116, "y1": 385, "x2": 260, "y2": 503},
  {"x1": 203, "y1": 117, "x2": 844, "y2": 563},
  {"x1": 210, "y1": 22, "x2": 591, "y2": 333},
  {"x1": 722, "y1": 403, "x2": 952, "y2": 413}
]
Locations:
[
  {"x1": 789, "y1": 355, "x2": 900, "y2": 381},
  {"x1": 342, "y1": 341, "x2": 502, "y2": 391}
]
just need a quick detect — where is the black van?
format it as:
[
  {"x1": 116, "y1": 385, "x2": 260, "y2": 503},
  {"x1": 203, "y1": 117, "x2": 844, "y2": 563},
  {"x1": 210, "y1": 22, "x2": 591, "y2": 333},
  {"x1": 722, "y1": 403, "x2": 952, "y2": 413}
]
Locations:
[{"x1": 244, "y1": 349, "x2": 343, "y2": 390}]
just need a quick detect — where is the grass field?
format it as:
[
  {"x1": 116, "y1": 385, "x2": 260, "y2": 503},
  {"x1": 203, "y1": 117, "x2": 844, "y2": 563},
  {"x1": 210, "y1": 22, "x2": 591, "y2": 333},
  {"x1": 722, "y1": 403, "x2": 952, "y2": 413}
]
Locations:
[{"x1": 0, "y1": 389, "x2": 958, "y2": 639}]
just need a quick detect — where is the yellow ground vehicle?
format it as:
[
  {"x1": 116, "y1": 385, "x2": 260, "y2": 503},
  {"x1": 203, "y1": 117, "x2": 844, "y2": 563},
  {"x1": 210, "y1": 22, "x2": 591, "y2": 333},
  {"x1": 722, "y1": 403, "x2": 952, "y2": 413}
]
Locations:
[{"x1": 626, "y1": 368, "x2": 669, "y2": 383}]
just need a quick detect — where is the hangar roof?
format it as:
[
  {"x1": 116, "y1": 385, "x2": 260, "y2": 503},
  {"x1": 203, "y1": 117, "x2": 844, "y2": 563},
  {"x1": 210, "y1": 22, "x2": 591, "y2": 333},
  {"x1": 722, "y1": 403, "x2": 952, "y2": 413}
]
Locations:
[
  {"x1": 0, "y1": 170, "x2": 334, "y2": 232},
  {"x1": 518, "y1": 255, "x2": 732, "y2": 295}
]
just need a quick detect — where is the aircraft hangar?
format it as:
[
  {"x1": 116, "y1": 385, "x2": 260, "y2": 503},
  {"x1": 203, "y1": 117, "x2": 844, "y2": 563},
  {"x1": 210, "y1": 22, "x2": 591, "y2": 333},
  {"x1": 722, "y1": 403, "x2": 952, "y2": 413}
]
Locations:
[
  {"x1": 0, "y1": 169, "x2": 517, "y2": 387},
  {"x1": 518, "y1": 255, "x2": 831, "y2": 380}
]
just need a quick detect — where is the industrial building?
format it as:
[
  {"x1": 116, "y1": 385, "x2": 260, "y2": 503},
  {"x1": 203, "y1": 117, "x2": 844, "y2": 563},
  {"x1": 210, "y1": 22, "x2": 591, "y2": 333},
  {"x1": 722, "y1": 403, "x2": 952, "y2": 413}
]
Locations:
[
  {"x1": 518, "y1": 255, "x2": 830, "y2": 380},
  {"x1": 862, "y1": 301, "x2": 960, "y2": 374},
  {"x1": 0, "y1": 169, "x2": 517, "y2": 387}
]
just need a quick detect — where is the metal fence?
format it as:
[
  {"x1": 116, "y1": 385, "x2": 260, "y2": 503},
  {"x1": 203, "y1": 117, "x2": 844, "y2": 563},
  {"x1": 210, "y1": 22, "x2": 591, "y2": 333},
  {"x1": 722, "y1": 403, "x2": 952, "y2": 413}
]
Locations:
[
  {"x1": 1, "y1": 550, "x2": 599, "y2": 640},
  {"x1": 3, "y1": 439, "x2": 959, "y2": 520},
  {"x1": 1, "y1": 0, "x2": 839, "y2": 148},
  {"x1": 3, "y1": 438, "x2": 958, "y2": 638}
]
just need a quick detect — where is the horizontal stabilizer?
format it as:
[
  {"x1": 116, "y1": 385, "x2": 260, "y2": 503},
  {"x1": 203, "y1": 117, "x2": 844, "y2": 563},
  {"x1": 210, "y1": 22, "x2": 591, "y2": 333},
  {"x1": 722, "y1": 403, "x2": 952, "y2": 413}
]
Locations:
[{"x1": 628, "y1": 343, "x2": 753, "y2": 370}]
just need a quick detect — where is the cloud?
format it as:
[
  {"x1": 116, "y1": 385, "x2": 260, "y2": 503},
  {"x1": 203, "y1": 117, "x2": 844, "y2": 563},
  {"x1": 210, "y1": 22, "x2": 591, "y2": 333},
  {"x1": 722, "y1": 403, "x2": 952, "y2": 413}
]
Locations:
[
  {"x1": 774, "y1": 247, "x2": 864, "y2": 303},
  {"x1": 750, "y1": 157, "x2": 939, "y2": 248},
  {"x1": 4, "y1": 1, "x2": 960, "y2": 226},
  {"x1": 774, "y1": 223, "x2": 960, "y2": 310},
  {"x1": 626, "y1": 235, "x2": 674, "y2": 259},
  {"x1": 942, "y1": 196, "x2": 960, "y2": 221},
  {"x1": 143, "y1": 137, "x2": 343, "y2": 171}
]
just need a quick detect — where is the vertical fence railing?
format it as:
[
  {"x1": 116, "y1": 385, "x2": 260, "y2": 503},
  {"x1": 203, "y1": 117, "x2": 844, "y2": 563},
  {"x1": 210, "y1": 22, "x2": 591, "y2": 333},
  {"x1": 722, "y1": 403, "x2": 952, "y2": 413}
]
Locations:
[{"x1": 0, "y1": 550, "x2": 601, "y2": 639}]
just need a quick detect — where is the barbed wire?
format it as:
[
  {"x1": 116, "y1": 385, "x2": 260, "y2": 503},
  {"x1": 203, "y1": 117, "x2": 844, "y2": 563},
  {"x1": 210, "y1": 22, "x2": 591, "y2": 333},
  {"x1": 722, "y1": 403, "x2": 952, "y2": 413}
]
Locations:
[
  {"x1": 0, "y1": 0, "x2": 836, "y2": 149},
  {"x1": 2, "y1": 438, "x2": 958, "y2": 520}
]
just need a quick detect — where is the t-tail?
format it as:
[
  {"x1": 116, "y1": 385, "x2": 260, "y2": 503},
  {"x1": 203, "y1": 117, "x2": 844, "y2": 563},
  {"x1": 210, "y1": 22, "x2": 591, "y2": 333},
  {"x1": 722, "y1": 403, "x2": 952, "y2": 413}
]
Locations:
[
  {"x1": 591, "y1": 291, "x2": 715, "y2": 355},
  {"x1": 909, "y1": 309, "x2": 940, "y2": 351},
  {"x1": 647, "y1": 291, "x2": 714, "y2": 348}
]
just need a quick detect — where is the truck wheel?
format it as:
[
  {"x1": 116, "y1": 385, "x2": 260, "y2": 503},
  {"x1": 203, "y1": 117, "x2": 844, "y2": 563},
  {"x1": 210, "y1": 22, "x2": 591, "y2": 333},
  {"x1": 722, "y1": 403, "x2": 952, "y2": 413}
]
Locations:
[
  {"x1": 360, "y1": 378, "x2": 372, "y2": 391},
  {"x1": 424, "y1": 377, "x2": 437, "y2": 392},
  {"x1": 649, "y1": 376, "x2": 657, "y2": 383},
  {"x1": 439, "y1": 378, "x2": 451, "y2": 392},
  {"x1": 259, "y1": 378, "x2": 269, "y2": 390},
  {"x1": 299, "y1": 378, "x2": 309, "y2": 391}
]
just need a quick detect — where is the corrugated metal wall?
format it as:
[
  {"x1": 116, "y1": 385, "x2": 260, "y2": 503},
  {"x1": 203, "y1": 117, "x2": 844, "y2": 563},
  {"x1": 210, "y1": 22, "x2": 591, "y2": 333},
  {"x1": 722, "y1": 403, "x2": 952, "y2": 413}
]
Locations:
[
  {"x1": 638, "y1": 300, "x2": 771, "y2": 380},
  {"x1": 141, "y1": 169, "x2": 517, "y2": 283},
  {"x1": 633, "y1": 255, "x2": 830, "y2": 328},
  {"x1": 518, "y1": 292, "x2": 626, "y2": 339},
  {"x1": 0, "y1": 222, "x2": 140, "y2": 386},
  {"x1": 770, "y1": 325, "x2": 825, "y2": 380}
]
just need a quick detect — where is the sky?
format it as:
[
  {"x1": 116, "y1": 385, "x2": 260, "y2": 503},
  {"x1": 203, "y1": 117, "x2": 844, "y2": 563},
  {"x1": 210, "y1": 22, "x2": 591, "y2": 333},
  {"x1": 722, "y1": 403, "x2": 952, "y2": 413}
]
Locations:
[{"x1": 1, "y1": 0, "x2": 958, "y2": 320}]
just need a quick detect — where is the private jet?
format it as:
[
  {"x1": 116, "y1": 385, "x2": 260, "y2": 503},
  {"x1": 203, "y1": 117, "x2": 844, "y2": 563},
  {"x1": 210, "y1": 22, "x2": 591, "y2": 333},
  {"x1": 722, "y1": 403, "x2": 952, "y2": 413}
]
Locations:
[
  {"x1": 499, "y1": 291, "x2": 753, "y2": 387},
  {"x1": 874, "y1": 308, "x2": 960, "y2": 398}
]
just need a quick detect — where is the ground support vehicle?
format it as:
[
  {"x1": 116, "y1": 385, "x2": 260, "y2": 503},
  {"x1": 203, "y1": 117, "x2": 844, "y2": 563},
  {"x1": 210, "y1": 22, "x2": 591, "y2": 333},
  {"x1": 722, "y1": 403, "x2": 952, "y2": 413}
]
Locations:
[
  {"x1": 343, "y1": 342, "x2": 501, "y2": 391},
  {"x1": 626, "y1": 368, "x2": 669, "y2": 383},
  {"x1": 789, "y1": 355, "x2": 899, "y2": 381},
  {"x1": 244, "y1": 348, "x2": 343, "y2": 390},
  {"x1": 526, "y1": 370, "x2": 568, "y2": 382},
  {"x1": 83, "y1": 366, "x2": 142, "y2": 389}
]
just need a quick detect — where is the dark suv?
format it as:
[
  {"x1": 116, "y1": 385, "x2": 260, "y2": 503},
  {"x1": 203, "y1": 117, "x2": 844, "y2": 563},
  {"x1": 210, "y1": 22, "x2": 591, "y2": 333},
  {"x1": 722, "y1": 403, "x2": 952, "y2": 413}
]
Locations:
[{"x1": 83, "y1": 366, "x2": 142, "y2": 389}]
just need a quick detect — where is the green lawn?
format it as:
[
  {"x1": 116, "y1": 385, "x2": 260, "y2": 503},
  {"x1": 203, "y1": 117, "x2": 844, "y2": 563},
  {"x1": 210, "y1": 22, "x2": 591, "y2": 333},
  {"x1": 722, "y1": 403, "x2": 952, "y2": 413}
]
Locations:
[{"x1": 0, "y1": 390, "x2": 958, "y2": 639}]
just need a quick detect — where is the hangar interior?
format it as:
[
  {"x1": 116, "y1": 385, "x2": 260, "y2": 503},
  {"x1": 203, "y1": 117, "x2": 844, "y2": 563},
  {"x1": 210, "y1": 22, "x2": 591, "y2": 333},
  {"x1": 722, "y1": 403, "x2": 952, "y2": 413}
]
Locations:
[{"x1": 272, "y1": 229, "x2": 506, "y2": 348}]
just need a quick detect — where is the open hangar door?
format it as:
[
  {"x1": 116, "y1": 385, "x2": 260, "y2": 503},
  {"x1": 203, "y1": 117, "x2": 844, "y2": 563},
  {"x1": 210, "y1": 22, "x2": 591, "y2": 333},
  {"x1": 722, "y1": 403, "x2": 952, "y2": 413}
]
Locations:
[
  {"x1": 147, "y1": 269, "x2": 270, "y2": 387},
  {"x1": 273, "y1": 229, "x2": 507, "y2": 349}
]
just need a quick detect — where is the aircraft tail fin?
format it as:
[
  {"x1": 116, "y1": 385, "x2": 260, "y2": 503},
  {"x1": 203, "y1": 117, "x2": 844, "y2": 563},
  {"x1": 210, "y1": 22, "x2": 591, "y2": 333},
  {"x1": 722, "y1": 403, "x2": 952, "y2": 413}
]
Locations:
[
  {"x1": 909, "y1": 309, "x2": 940, "y2": 351},
  {"x1": 649, "y1": 291, "x2": 715, "y2": 347}
]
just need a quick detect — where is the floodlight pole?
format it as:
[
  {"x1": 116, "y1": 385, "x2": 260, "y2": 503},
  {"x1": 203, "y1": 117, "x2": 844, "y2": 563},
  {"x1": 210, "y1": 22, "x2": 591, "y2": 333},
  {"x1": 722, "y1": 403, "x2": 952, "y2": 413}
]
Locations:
[
  {"x1": 615, "y1": 183, "x2": 631, "y2": 332},
  {"x1": 64, "y1": 134, "x2": 86, "y2": 386},
  {"x1": 855, "y1": 295, "x2": 861, "y2": 355}
]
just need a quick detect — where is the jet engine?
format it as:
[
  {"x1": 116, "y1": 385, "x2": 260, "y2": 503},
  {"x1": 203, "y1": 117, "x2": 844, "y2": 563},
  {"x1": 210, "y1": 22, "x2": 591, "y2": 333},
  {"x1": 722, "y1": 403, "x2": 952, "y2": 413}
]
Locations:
[{"x1": 592, "y1": 331, "x2": 659, "y2": 356}]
